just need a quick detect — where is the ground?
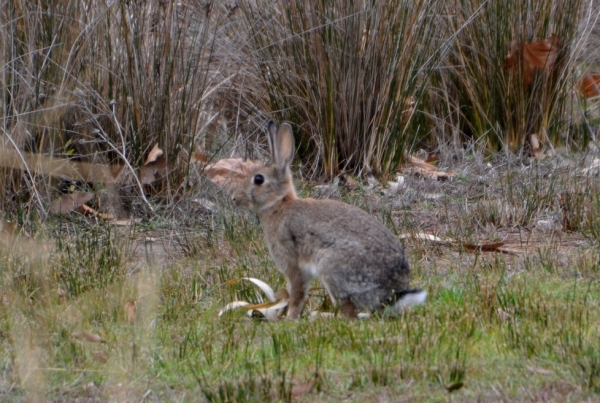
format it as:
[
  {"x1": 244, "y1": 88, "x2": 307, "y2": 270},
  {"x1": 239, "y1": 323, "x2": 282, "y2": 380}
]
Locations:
[{"x1": 0, "y1": 150, "x2": 599, "y2": 402}]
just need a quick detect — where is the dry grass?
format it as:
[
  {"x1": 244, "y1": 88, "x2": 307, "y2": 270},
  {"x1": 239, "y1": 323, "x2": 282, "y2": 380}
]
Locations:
[{"x1": 1, "y1": 151, "x2": 599, "y2": 402}]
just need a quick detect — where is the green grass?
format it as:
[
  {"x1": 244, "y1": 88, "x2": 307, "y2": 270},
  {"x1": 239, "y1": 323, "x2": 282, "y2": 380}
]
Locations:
[{"x1": 1, "y1": 156, "x2": 599, "y2": 402}]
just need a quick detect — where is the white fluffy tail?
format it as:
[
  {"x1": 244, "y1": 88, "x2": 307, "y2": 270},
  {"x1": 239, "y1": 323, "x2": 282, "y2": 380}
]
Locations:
[{"x1": 386, "y1": 289, "x2": 427, "y2": 315}]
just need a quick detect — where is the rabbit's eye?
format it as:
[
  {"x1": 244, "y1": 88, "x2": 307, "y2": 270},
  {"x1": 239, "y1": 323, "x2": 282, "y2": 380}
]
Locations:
[{"x1": 253, "y1": 174, "x2": 265, "y2": 185}]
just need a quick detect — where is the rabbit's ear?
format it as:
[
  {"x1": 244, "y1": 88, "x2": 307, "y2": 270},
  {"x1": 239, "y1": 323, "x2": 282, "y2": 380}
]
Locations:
[
  {"x1": 267, "y1": 120, "x2": 278, "y2": 162},
  {"x1": 274, "y1": 123, "x2": 295, "y2": 170}
]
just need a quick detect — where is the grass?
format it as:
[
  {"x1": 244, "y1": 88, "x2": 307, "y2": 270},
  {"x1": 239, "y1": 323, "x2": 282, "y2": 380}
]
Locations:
[{"x1": 1, "y1": 154, "x2": 600, "y2": 402}]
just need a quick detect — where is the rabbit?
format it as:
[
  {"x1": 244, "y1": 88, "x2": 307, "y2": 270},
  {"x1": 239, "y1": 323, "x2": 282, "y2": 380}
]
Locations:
[{"x1": 232, "y1": 121, "x2": 426, "y2": 318}]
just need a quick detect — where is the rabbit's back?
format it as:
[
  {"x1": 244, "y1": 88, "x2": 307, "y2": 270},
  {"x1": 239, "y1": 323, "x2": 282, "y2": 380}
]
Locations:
[{"x1": 261, "y1": 198, "x2": 410, "y2": 311}]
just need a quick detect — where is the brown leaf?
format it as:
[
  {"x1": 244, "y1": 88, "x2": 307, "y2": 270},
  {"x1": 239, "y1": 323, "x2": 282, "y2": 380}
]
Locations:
[
  {"x1": 463, "y1": 241, "x2": 521, "y2": 255},
  {"x1": 204, "y1": 158, "x2": 262, "y2": 190},
  {"x1": 72, "y1": 332, "x2": 106, "y2": 343},
  {"x1": 578, "y1": 73, "x2": 600, "y2": 98},
  {"x1": 494, "y1": 246, "x2": 523, "y2": 256},
  {"x1": 124, "y1": 300, "x2": 137, "y2": 323},
  {"x1": 338, "y1": 173, "x2": 359, "y2": 190},
  {"x1": 403, "y1": 156, "x2": 455, "y2": 181},
  {"x1": 140, "y1": 144, "x2": 168, "y2": 184},
  {"x1": 79, "y1": 204, "x2": 115, "y2": 221},
  {"x1": 523, "y1": 35, "x2": 561, "y2": 72},
  {"x1": 140, "y1": 155, "x2": 167, "y2": 184},
  {"x1": 506, "y1": 35, "x2": 562, "y2": 87},
  {"x1": 108, "y1": 218, "x2": 143, "y2": 226},
  {"x1": 50, "y1": 193, "x2": 95, "y2": 214},
  {"x1": 530, "y1": 133, "x2": 542, "y2": 155},
  {"x1": 463, "y1": 241, "x2": 506, "y2": 252},
  {"x1": 111, "y1": 165, "x2": 125, "y2": 180},
  {"x1": 1, "y1": 220, "x2": 16, "y2": 235},
  {"x1": 144, "y1": 144, "x2": 163, "y2": 165},
  {"x1": 79, "y1": 203, "x2": 96, "y2": 215},
  {"x1": 0, "y1": 220, "x2": 31, "y2": 239},
  {"x1": 291, "y1": 377, "x2": 317, "y2": 398},
  {"x1": 0, "y1": 146, "x2": 115, "y2": 185},
  {"x1": 528, "y1": 133, "x2": 551, "y2": 160},
  {"x1": 399, "y1": 233, "x2": 522, "y2": 255},
  {"x1": 92, "y1": 350, "x2": 108, "y2": 363},
  {"x1": 191, "y1": 149, "x2": 210, "y2": 164},
  {"x1": 398, "y1": 232, "x2": 452, "y2": 244}
]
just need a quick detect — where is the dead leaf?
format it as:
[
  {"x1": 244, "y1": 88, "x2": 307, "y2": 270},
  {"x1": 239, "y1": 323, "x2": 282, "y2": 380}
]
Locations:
[
  {"x1": 79, "y1": 204, "x2": 115, "y2": 221},
  {"x1": 140, "y1": 144, "x2": 168, "y2": 184},
  {"x1": 425, "y1": 155, "x2": 439, "y2": 164},
  {"x1": 80, "y1": 203, "x2": 96, "y2": 215},
  {"x1": 494, "y1": 246, "x2": 523, "y2": 256},
  {"x1": 50, "y1": 192, "x2": 95, "y2": 214},
  {"x1": 204, "y1": 158, "x2": 262, "y2": 190},
  {"x1": 108, "y1": 218, "x2": 143, "y2": 226},
  {"x1": 529, "y1": 134, "x2": 544, "y2": 159},
  {"x1": 463, "y1": 241, "x2": 522, "y2": 255},
  {"x1": 0, "y1": 220, "x2": 31, "y2": 240},
  {"x1": 291, "y1": 377, "x2": 317, "y2": 398},
  {"x1": 72, "y1": 332, "x2": 106, "y2": 343},
  {"x1": 338, "y1": 173, "x2": 358, "y2": 190},
  {"x1": 463, "y1": 241, "x2": 506, "y2": 252},
  {"x1": 92, "y1": 350, "x2": 108, "y2": 363},
  {"x1": 239, "y1": 299, "x2": 289, "y2": 311},
  {"x1": 1, "y1": 220, "x2": 15, "y2": 234},
  {"x1": 578, "y1": 72, "x2": 600, "y2": 98},
  {"x1": 191, "y1": 149, "x2": 210, "y2": 164},
  {"x1": 0, "y1": 145, "x2": 115, "y2": 185},
  {"x1": 526, "y1": 366, "x2": 553, "y2": 375},
  {"x1": 140, "y1": 155, "x2": 167, "y2": 184},
  {"x1": 144, "y1": 144, "x2": 163, "y2": 165},
  {"x1": 403, "y1": 156, "x2": 455, "y2": 181},
  {"x1": 398, "y1": 232, "x2": 451, "y2": 244},
  {"x1": 124, "y1": 300, "x2": 137, "y2": 323},
  {"x1": 111, "y1": 165, "x2": 125, "y2": 180},
  {"x1": 506, "y1": 35, "x2": 562, "y2": 87},
  {"x1": 398, "y1": 233, "x2": 521, "y2": 255}
]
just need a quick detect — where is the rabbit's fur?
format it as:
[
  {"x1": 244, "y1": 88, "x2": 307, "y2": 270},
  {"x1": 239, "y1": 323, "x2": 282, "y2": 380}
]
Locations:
[{"x1": 232, "y1": 121, "x2": 426, "y2": 318}]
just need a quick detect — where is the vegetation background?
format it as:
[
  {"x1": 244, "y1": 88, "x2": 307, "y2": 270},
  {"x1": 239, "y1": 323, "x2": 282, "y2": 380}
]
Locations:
[{"x1": 0, "y1": 0, "x2": 599, "y2": 401}]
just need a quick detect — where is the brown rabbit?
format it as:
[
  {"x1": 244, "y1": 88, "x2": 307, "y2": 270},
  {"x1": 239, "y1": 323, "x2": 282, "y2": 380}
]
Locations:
[{"x1": 232, "y1": 121, "x2": 426, "y2": 318}]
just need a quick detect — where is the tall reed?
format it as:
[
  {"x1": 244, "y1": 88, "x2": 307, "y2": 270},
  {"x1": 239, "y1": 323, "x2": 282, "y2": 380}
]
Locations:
[
  {"x1": 0, "y1": 1, "x2": 228, "y2": 215},
  {"x1": 240, "y1": 0, "x2": 443, "y2": 179},
  {"x1": 430, "y1": 0, "x2": 586, "y2": 152}
]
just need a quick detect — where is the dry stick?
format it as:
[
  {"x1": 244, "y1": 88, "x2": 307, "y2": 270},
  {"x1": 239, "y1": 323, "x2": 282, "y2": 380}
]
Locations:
[{"x1": 107, "y1": 102, "x2": 154, "y2": 212}]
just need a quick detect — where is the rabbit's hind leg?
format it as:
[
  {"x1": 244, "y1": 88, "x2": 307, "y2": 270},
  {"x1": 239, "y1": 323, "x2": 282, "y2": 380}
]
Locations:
[{"x1": 339, "y1": 298, "x2": 358, "y2": 318}]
